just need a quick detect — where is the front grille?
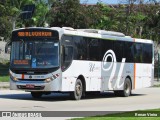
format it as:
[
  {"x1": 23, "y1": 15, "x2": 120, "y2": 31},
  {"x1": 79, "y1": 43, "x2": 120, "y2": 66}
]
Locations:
[
  {"x1": 15, "y1": 71, "x2": 49, "y2": 75},
  {"x1": 17, "y1": 85, "x2": 45, "y2": 90},
  {"x1": 18, "y1": 79, "x2": 45, "y2": 81}
]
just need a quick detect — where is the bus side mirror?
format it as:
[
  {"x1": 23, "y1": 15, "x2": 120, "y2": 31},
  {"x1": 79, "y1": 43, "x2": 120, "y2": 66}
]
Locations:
[{"x1": 5, "y1": 41, "x2": 11, "y2": 54}]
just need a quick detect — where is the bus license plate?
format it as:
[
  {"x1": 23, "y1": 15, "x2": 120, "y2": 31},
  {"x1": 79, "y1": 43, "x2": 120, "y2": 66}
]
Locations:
[{"x1": 26, "y1": 84, "x2": 35, "y2": 88}]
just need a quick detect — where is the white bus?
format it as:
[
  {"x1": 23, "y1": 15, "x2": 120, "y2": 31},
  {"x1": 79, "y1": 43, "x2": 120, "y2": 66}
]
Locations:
[{"x1": 10, "y1": 27, "x2": 154, "y2": 100}]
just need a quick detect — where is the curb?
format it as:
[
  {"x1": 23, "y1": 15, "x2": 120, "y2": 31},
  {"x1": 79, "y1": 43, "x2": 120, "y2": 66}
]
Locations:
[{"x1": 0, "y1": 82, "x2": 9, "y2": 89}]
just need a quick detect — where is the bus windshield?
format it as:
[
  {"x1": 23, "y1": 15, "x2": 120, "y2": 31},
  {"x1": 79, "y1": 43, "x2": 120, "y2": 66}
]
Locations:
[{"x1": 10, "y1": 39, "x2": 59, "y2": 69}]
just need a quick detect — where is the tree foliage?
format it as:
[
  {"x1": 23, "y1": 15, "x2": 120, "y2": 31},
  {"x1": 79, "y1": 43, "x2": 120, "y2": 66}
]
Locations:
[
  {"x1": 0, "y1": 0, "x2": 159, "y2": 42},
  {"x1": 0, "y1": 0, "x2": 50, "y2": 41}
]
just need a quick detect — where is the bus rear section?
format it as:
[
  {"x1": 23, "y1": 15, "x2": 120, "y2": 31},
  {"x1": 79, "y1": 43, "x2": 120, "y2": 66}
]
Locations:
[
  {"x1": 133, "y1": 38, "x2": 154, "y2": 89},
  {"x1": 60, "y1": 34, "x2": 154, "y2": 100}
]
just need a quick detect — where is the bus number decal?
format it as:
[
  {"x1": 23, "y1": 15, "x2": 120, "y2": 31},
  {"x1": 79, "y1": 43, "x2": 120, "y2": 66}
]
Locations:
[{"x1": 89, "y1": 63, "x2": 95, "y2": 72}]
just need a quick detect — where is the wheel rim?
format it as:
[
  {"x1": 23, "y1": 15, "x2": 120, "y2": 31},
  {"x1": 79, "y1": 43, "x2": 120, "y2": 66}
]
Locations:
[
  {"x1": 125, "y1": 82, "x2": 130, "y2": 94},
  {"x1": 75, "y1": 83, "x2": 82, "y2": 96}
]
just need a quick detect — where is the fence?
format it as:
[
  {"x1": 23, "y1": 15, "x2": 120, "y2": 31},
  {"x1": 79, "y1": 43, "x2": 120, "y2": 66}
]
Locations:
[
  {"x1": 0, "y1": 68, "x2": 9, "y2": 76},
  {"x1": 154, "y1": 53, "x2": 160, "y2": 81},
  {"x1": 0, "y1": 58, "x2": 9, "y2": 76},
  {"x1": 154, "y1": 67, "x2": 159, "y2": 81}
]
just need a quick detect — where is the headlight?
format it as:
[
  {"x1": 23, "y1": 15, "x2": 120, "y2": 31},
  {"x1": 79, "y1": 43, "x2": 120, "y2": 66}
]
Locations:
[
  {"x1": 45, "y1": 78, "x2": 52, "y2": 82},
  {"x1": 45, "y1": 73, "x2": 60, "y2": 82},
  {"x1": 10, "y1": 73, "x2": 19, "y2": 81}
]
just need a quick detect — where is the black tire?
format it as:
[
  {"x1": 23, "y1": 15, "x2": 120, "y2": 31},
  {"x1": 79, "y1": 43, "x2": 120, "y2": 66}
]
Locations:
[
  {"x1": 121, "y1": 78, "x2": 132, "y2": 97},
  {"x1": 31, "y1": 92, "x2": 43, "y2": 98},
  {"x1": 114, "y1": 91, "x2": 122, "y2": 97},
  {"x1": 86, "y1": 91, "x2": 100, "y2": 96},
  {"x1": 114, "y1": 78, "x2": 131, "y2": 97},
  {"x1": 70, "y1": 79, "x2": 83, "y2": 100}
]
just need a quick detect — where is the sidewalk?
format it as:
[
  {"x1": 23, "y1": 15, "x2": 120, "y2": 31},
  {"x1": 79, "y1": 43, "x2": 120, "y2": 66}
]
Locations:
[
  {"x1": 0, "y1": 82, "x2": 9, "y2": 89},
  {"x1": 0, "y1": 80, "x2": 160, "y2": 89}
]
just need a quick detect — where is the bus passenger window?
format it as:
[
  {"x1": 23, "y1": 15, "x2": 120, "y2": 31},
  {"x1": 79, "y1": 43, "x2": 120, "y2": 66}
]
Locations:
[
  {"x1": 87, "y1": 38, "x2": 100, "y2": 61},
  {"x1": 134, "y1": 43, "x2": 143, "y2": 63},
  {"x1": 143, "y1": 44, "x2": 152, "y2": 63},
  {"x1": 74, "y1": 36, "x2": 87, "y2": 61}
]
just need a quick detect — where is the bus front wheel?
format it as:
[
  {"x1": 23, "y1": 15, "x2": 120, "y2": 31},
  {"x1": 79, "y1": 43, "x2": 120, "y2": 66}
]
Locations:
[
  {"x1": 70, "y1": 79, "x2": 83, "y2": 100},
  {"x1": 31, "y1": 92, "x2": 43, "y2": 99}
]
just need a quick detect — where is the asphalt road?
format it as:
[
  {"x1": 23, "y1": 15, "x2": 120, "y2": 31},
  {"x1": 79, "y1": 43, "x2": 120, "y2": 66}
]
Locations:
[{"x1": 0, "y1": 87, "x2": 160, "y2": 119}]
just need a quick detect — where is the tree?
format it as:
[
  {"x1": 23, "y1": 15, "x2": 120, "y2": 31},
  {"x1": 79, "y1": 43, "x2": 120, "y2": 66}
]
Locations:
[
  {"x1": 49, "y1": 0, "x2": 102, "y2": 28},
  {"x1": 0, "y1": 0, "x2": 13, "y2": 41},
  {"x1": 0, "y1": 0, "x2": 159, "y2": 43},
  {"x1": 142, "y1": 3, "x2": 160, "y2": 41},
  {"x1": 0, "y1": 0, "x2": 52, "y2": 41},
  {"x1": 90, "y1": 3, "x2": 114, "y2": 30},
  {"x1": 49, "y1": 0, "x2": 83, "y2": 28}
]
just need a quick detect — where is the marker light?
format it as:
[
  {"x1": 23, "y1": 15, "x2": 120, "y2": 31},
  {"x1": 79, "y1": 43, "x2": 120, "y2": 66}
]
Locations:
[
  {"x1": 45, "y1": 73, "x2": 60, "y2": 82},
  {"x1": 10, "y1": 73, "x2": 19, "y2": 81}
]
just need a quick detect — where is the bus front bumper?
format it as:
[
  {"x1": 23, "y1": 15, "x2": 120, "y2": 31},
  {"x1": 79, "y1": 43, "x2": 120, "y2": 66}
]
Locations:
[{"x1": 10, "y1": 80, "x2": 53, "y2": 91}]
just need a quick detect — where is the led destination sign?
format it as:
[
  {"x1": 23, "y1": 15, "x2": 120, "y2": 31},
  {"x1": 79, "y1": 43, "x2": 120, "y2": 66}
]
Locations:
[
  {"x1": 11, "y1": 29, "x2": 59, "y2": 41},
  {"x1": 18, "y1": 31, "x2": 52, "y2": 37}
]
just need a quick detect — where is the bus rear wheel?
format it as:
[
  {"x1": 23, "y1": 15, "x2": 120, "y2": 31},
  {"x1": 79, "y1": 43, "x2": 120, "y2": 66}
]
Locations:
[
  {"x1": 31, "y1": 92, "x2": 43, "y2": 98},
  {"x1": 114, "y1": 78, "x2": 131, "y2": 97},
  {"x1": 122, "y1": 78, "x2": 131, "y2": 97},
  {"x1": 70, "y1": 79, "x2": 83, "y2": 100}
]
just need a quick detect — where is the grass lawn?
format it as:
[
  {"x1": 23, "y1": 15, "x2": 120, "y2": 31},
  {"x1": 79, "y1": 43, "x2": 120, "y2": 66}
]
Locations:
[
  {"x1": 153, "y1": 84, "x2": 160, "y2": 87},
  {"x1": 72, "y1": 108, "x2": 160, "y2": 120},
  {"x1": 0, "y1": 62, "x2": 9, "y2": 82},
  {"x1": 0, "y1": 76, "x2": 9, "y2": 82}
]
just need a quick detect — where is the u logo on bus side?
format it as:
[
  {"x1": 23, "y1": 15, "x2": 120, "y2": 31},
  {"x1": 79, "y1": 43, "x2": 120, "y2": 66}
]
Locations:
[{"x1": 102, "y1": 49, "x2": 126, "y2": 89}]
